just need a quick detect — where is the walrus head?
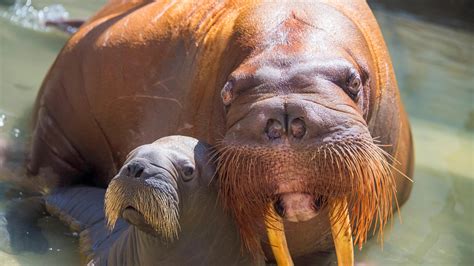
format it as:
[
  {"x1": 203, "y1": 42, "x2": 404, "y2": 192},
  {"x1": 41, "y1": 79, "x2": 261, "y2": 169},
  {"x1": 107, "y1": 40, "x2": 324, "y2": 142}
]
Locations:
[
  {"x1": 105, "y1": 136, "x2": 214, "y2": 241},
  {"x1": 216, "y1": 2, "x2": 399, "y2": 259}
]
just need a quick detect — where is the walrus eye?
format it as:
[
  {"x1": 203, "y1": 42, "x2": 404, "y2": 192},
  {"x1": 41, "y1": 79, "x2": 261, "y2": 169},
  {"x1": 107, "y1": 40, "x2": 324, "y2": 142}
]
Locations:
[
  {"x1": 346, "y1": 74, "x2": 362, "y2": 99},
  {"x1": 221, "y1": 80, "x2": 234, "y2": 106},
  {"x1": 181, "y1": 165, "x2": 195, "y2": 182}
]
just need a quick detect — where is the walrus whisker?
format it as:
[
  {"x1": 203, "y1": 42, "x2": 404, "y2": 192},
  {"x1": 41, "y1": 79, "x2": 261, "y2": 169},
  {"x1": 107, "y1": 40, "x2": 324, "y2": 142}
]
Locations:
[
  {"x1": 216, "y1": 137, "x2": 398, "y2": 253},
  {"x1": 362, "y1": 139, "x2": 399, "y2": 166},
  {"x1": 208, "y1": 147, "x2": 221, "y2": 165},
  {"x1": 343, "y1": 140, "x2": 395, "y2": 246},
  {"x1": 331, "y1": 146, "x2": 345, "y2": 187},
  {"x1": 105, "y1": 177, "x2": 180, "y2": 241},
  {"x1": 209, "y1": 145, "x2": 235, "y2": 185},
  {"x1": 362, "y1": 141, "x2": 413, "y2": 183},
  {"x1": 375, "y1": 143, "x2": 392, "y2": 147},
  {"x1": 342, "y1": 147, "x2": 358, "y2": 189},
  {"x1": 369, "y1": 142, "x2": 399, "y2": 164}
]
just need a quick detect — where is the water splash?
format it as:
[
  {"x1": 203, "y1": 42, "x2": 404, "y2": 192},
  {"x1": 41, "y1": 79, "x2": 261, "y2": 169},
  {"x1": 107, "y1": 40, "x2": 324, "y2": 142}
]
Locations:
[
  {"x1": 0, "y1": 114, "x2": 6, "y2": 128},
  {"x1": 0, "y1": 0, "x2": 70, "y2": 32},
  {"x1": 12, "y1": 128, "x2": 20, "y2": 138}
]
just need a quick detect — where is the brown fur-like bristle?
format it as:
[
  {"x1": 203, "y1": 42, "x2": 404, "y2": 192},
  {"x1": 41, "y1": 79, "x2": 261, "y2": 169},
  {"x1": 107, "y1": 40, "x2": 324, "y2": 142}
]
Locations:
[
  {"x1": 215, "y1": 138, "x2": 397, "y2": 255},
  {"x1": 104, "y1": 177, "x2": 180, "y2": 242}
]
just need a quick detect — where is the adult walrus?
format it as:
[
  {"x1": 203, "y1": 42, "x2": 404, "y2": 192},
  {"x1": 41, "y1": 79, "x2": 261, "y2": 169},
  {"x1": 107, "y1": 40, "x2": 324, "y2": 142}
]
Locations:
[{"x1": 20, "y1": 0, "x2": 414, "y2": 264}]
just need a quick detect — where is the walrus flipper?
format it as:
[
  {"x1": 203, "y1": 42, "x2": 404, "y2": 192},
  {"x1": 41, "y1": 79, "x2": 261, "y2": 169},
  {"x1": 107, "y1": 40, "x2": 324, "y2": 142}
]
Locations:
[
  {"x1": 79, "y1": 215, "x2": 129, "y2": 264},
  {"x1": 44, "y1": 187, "x2": 128, "y2": 262},
  {"x1": 45, "y1": 187, "x2": 106, "y2": 232}
]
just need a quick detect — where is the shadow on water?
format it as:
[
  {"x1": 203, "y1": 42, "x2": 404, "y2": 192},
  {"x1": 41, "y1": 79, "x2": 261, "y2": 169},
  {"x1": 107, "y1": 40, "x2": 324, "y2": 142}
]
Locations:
[
  {"x1": 368, "y1": 0, "x2": 474, "y2": 31},
  {"x1": 355, "y1": 165, "x2": 474, "y2": 265},
  {"x1": 0, "y1": 0, "x2": 473, "y2": 265}
]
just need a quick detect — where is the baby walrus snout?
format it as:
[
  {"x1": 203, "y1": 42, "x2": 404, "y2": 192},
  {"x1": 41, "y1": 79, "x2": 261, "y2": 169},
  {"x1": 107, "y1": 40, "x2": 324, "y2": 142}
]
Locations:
[{"x1": 105, "y1": 135, "x2": 214, "y2": 241}]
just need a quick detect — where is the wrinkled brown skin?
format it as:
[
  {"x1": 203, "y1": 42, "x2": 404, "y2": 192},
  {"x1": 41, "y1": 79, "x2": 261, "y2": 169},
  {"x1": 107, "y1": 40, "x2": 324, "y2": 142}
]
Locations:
[{"x1": 28, "y1": 0, "x2": 413, "y2": 262}]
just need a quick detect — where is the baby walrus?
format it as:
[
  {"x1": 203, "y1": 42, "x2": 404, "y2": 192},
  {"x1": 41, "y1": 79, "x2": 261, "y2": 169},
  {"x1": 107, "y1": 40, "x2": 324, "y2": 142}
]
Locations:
[{"x1": 42, "y1": 136, "x2": 262, "y2": 265}]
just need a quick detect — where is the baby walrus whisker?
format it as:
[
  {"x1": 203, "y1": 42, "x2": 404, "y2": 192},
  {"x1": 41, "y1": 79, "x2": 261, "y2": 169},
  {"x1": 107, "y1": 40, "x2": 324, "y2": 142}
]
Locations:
[{"x1": 1, "y1": 136, "x2": 263, "y2": 265}]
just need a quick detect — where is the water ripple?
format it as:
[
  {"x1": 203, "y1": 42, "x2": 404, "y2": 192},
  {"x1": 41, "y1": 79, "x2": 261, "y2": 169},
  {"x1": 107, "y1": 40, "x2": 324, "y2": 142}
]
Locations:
[{"x1": 0, "y1": 0, "x2": 70, "y2": 32}]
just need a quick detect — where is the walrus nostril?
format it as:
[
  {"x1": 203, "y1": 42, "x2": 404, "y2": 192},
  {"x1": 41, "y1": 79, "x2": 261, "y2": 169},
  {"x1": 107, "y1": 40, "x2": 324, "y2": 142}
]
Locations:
[
  {"x1": 265, "y1": 119, "x2": 284, "y2": 139},
  {"x1": 133, "y1": 169, "x2": 144, "y2": 178},
  {"x1": 290, "y1": 118, "x2": 306, "y2": 139},
  {"x1": 127, "y1": 163, "x2": 145, "y2": 178}
]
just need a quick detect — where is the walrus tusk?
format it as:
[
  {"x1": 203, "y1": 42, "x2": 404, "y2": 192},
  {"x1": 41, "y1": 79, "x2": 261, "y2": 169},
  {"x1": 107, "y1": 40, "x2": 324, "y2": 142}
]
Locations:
[
  {"x1": 329, "y1": 198, "x2": 354, "y2": 266},
  {"x1": 265, "y1": 204, "x2": 294, "y2": 266}
]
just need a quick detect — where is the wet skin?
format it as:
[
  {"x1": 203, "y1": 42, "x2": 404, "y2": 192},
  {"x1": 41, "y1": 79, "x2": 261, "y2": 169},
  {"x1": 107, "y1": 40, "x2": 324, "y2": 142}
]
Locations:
[
  {"x1": 17, "y1": 0, "x2": 413, "y2": 262},
  {"x1": 23, "y1": 136, "x2": 261, "y2": 265}
]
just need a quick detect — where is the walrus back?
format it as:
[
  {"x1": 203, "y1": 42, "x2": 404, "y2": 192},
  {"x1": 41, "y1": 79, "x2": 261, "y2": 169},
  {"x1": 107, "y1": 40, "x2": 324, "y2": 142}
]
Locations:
[{"x1": 28, "y1": 0, "x2": 239, "y2": 186}]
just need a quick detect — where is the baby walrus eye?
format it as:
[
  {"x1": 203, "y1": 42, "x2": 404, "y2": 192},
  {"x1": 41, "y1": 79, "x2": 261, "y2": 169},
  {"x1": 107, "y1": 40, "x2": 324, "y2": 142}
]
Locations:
[
  {"x1": 181, "y1": 163, "x2": 195, "y2": 182},
  {"x1": 346, "y1": 73, "x2": 362, "y2": 99}
]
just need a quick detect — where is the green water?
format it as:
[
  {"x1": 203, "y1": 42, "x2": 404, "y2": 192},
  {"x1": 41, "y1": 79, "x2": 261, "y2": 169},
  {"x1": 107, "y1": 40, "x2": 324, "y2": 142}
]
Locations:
[{"x1": 0, "y1": 1, "x2": 473, "y2": 265}]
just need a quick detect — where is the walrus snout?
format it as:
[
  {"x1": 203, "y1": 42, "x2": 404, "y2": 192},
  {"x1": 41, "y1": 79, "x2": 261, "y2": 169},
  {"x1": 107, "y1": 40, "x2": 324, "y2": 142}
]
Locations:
[
  {"x1": 125, "y1": 160, "x2": 146, "y2": 178},
  {"x1": 224, "y1": 91, "x2": 370, "y2": 147},
  {"x1": 118, "y1": 157, "x2": 177, "y2": 183},
  {"x1": 105, "y1": 152, "x2": 180, "y2": 240}
]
